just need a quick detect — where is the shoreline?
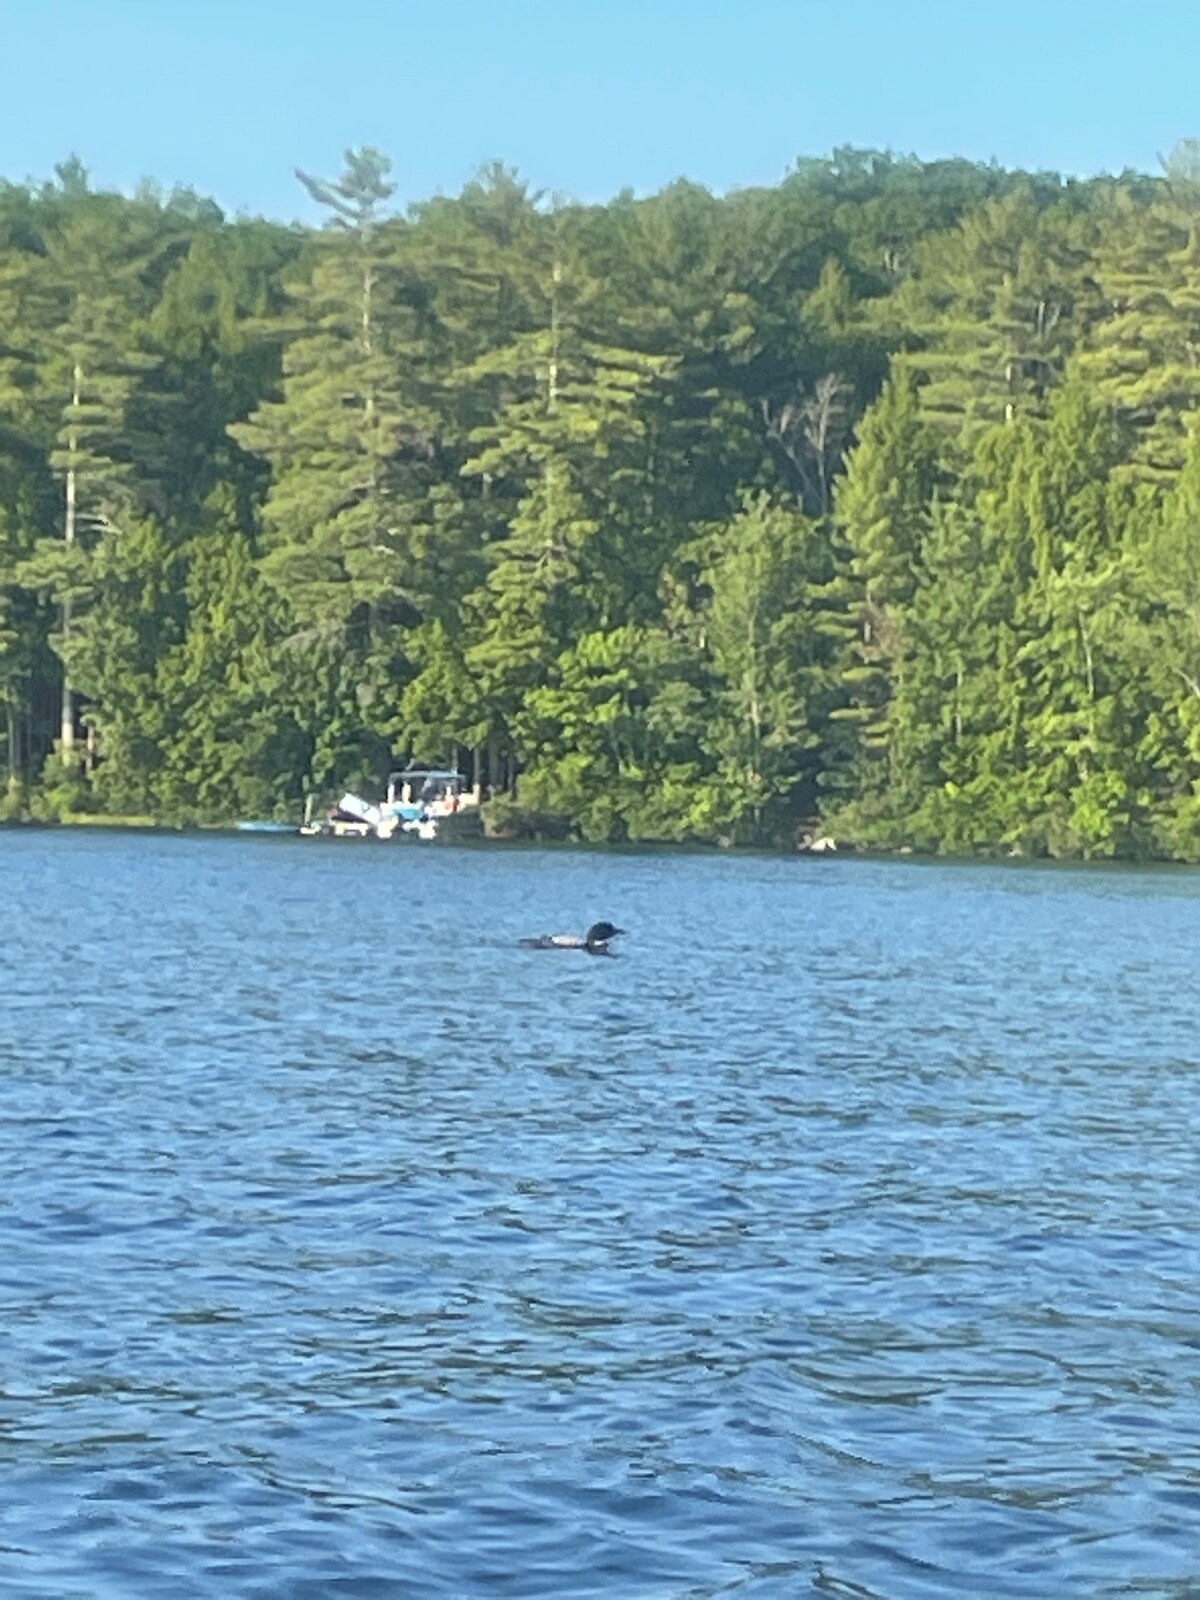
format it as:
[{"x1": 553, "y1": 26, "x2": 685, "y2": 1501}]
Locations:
[{"x1": 5, "y1": 813, "x2": 1200, "y2": 873}]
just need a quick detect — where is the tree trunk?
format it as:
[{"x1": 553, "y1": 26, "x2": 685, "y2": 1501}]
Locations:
[
  {"x1": 5, "y1": 700, "x2": 17, "y2": 794},
  {"x1": 548, "y1": 259, "x2": 561, "y2": 413},
  {"x1": 61, "y1": 363, "x2": 81, "y2": 755},
  {"x1": 1079, "y1": 608, "x2": 1096, "y2": 738}
]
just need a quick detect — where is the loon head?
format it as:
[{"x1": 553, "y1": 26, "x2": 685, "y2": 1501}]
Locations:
[{"x1": 585, "y1": 920, "x2": 626, "y2": 951}]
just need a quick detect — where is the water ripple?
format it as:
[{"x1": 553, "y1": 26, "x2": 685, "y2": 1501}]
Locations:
[{"x1": 4, "y1": 833, "x2": 1200, "y2": 1595}]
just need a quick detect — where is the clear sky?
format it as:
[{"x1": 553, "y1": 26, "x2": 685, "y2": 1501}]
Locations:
[{"x1": 0, "y1": 0, "x2": 1192, "y2": 221}]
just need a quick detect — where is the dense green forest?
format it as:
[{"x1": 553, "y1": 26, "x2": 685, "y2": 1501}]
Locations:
[{"x1": 7, "y1": 142, "x2": 1200, "y2": 856}]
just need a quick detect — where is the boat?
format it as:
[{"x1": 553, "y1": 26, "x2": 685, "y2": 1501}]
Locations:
[{"x1": 299, "y1": 767, "x2": 481, "y2": 843}]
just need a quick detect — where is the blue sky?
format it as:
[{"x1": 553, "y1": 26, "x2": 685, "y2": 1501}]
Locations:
[{"x1": 0, "y1": 0, "x2": 1191, "y2": 220}]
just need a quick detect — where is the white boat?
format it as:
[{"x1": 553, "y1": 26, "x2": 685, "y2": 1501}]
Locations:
[{"x1": 300, "y1": 767, "x2": 480, "y2": 842}]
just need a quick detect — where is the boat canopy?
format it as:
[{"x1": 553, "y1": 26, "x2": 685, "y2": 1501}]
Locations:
[
  {"x1": 386, "y1": 767, "x2": 469, "y2": 807},
  {"x1": 389, "y1": 768, "x2": 463, "y2": 785}
]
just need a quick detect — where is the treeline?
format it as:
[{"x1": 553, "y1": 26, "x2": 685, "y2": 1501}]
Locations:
[{"x1": 6, "y1": 143, "x2": 1200, "y2": 856}]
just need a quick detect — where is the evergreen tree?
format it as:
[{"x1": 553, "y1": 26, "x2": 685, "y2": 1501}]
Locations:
[
  {"x1": 831, "y1": 369, "x2": 941, "y2": 808},
  {"x1": 891, "y1": 187, "x2": 1095, "y2": 434},
  {"x1": 693, "y1": 492, "x2": 837, "y2": 841},
  {"x1": 231, "y1": 149, "x2": 425, "y2": 749},
  {"x1": 1073, "y1": 172, "x2": 1200, "y2": 480}
]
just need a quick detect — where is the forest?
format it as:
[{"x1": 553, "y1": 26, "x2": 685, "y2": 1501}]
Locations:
[{"x1": 5, "y1": 141, "x2": 1200, "y2": 857}]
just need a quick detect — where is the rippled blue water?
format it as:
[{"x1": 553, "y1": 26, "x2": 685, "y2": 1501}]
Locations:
[{"x1": 5, "y1": 830, "x2": 1200, "y2": 1596}]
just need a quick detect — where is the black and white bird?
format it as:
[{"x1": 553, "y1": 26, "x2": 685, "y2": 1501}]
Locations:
[{"x1": 519, "y1": 920, "x2": 626, "y2": 955}]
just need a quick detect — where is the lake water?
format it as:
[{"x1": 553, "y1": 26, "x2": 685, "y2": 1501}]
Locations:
[{"x1": 4, "y1": 830, "x2": 1200, "y2": 1597}]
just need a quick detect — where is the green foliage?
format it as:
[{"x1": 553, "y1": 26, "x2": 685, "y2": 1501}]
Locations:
[{"x1": 6, "y1": 145, "x2": 1200, "y2": 857}]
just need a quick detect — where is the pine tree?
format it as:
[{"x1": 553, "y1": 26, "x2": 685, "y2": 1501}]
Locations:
[
  {"x1": 458, "y1": 227, "x2": 675, "y2": 779},
  {"x1": 890, "y1": 188, "x2": 1095, "y2": 434},
  {"x1": 230, "y1": 149, "x2": 428, "y2": 745},
  {"x1": 12, "y1": 194, "x2": 177, "y2": 767},
  {"x1": 694, "y1": 492, "x2": 835, "y2": 840},
  {"x1": 1073, "y1": 163, "x2": 1200, "y2": 481},
  {"x1": 832, "y1": 368, "x2": 941, "y2": 797}
]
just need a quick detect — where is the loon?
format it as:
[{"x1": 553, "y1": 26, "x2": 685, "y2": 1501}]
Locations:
[{"x1": 519, "y1": 920, "x2": 626, "y2": 955}]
